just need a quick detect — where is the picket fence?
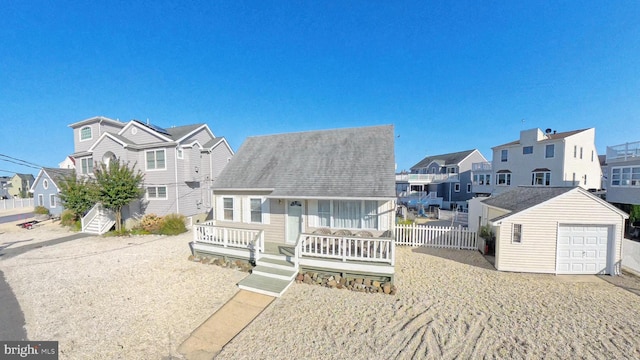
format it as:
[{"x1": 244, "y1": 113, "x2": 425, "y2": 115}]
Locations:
[{"x1": 395, "y1": 224, "x2": 478, "y2": 250}]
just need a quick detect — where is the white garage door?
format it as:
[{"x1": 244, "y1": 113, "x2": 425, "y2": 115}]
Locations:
[{"x1": 557, "y1": 225, "x2": 611, "y2": 274}]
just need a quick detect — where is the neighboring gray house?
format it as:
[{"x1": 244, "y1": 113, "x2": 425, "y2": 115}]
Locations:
[
  {"x1": 193, "y1": 125, "x2": 397, "y2": 297},
  {"x1": 30, "y1": 168, "x2": 74, "y2": 216},
  {"x1": 68, "y1": 116, "x2": 234, "y2": 233},
  {"x1": 470, "y1": 186, "x2": 627, "y2": 275},
  {"x1": 397, "y1": 149, "x2": 487, "y2": 210},
  {"x1": 604, "y1": 140, "x2": 640, "y2": 205}
]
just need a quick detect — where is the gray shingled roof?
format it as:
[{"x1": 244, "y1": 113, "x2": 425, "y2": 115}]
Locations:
[
  {"x1": 213, "y1": 125, "x2": 396, "y2": 198},
  {"x1": 482, "y1": 186, "x2": 576, "y2": 221},
  {"x1": 166, "y1": 124, "x2": 206, "y2": 141},
  {"x1": 42, "y1": 168, "x2": 74, "y2": 186},
  {"x1": 410, "y1": 149, "x2": 476, "y2": 170}
]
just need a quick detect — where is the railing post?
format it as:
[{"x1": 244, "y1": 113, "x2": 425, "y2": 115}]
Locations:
[
  {"x1": 223, "y1": 228, "x2": 228, "y2": 247},
  {"x1": 342, "y1": 236, "x2": 347, "y2": 262}
]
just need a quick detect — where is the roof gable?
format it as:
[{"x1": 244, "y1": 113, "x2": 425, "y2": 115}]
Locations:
[
  {"x1": 493, "y1": 128, "x2": 591, "y2": 149},
  {"x1": 213, "y1": 125, "x2": 396, "y2": 198},
  {"x1": 31, "y1": 168, "x2": 74, "y2": 192},
  {"x1": 410, "y1": 149, "x2": 477, "y2": 170},
  {"x1": 483, "y1": 186, "x2": 628, "y2": 222}
]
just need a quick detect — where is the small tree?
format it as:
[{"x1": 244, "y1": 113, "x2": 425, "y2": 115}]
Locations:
[
  {"x1": 630, "y1": 205, "x2": 640, "y2": 225},
  {"x1": 93, "y1": 160, "x2": 145, "y2": 232},
  {"x1": 58, "y1": 172, "x2": 98, "y2": 221}
]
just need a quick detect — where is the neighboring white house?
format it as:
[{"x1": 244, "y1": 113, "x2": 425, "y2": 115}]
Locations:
[
  {"x1": 604, "y1": 140, "x2": 640, "y2": 205},
  {"x1": 58, "y1": 156, "x2": 76, "y2": 169},
  {"x1": 472, "y1": 128, "x2": 603, "y2": 195},
  {"x1": 470, "y1": 186, "x2": 627, "y2": 275}
]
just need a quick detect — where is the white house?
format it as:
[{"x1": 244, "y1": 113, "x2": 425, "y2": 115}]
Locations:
[
  {"x1": 472, "y1": 128, "x2": 603, "y2": 195},
  {"x1": 471, "y1": 186, "x2": 627, "y2": 275}
]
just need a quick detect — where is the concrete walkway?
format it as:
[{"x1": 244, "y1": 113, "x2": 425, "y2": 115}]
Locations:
[{"x1": 178, "y1": 290, "x2": 274, "y2": 360}]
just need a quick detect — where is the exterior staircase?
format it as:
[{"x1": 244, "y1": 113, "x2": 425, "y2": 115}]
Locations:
[
  {"x1": 81, "y1": 203, "x2": 116, "y2": 235},
  {"x1": 237, "y1": 245, "x2": 297, "y2": 297}
]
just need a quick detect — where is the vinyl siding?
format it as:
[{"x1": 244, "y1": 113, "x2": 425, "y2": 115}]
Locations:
[
  {"x1": 213, "y1": 195, "x2": 286, "y2": 244},
  {"x1": 73, "y1": 122, "x2": 123, "y2": 153},
  {"x1": 127, "y1": 125, "x2": 171, "y2": 144},
  {"x1": 31, "y1": 173, "x2": 64, "y2": 216},
  {"x1": 494, "y1": 190, "x2": 624, "y2": 273},
  {"x1": 181, "y1": 128, "x2": 213, "y2": 145},
  {"x1": 605, "y1": 157, "x2": 640, "y2": 205},
  {"x1": 561, "y1": 128, "x2": 602, "y2": 190},
  {"x1": 209, "y1": 143, "x2": 233, "y2": 182}
]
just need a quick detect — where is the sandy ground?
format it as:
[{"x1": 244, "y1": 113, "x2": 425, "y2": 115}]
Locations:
[
  {"x1": 2, "y1": 212, "x2": 640, "y2": 359},
  {"x1": 0, "y1": 217, "x2": 247, "y2": 359}
]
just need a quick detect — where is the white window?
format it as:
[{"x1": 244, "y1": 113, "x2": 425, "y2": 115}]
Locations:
[
  {"x1": 454, "y1": 183, "x2": 460, "y2": 192},
  {"x1": 512, "y1": 224, "x2": 522, "y2": 243},
  {"x1": 363, "y1": 201, "x2": 378, "y2": 229},
  {"x1": 611, "y1": 166, "x2": 640, "y2": 187},
  {"x1": 147, "y1": 186, "x2": 167, "y2": 200},
  {"x1": 223, "y1": 197, "x2": 234, "y2": 220},
  {"x1": 43, "y1": 179, "x2": 49, "y2": 189},
  {"x1": 317, "y1": 200, "x2": 331, "y2": 227},
  {"x1": 523, "y1": 146, "x2": 533, "y2": 155},
  {"x1": 333, "y1": 200, "x2": 362, "y2": 229},
  {"x1": 81, "y1": 158, "x2": 93, "y2": 174},
  {"x1": 501, "y1": 149, "x2": 508, "y2": 162},
  {"x1": 146, "y1": 149, "x2": 166, "y2": 170},
  {"x1": 177, "y1": 148, "x2": 184, "y2": 159},
  {"x1": 80, "y1": 126, "x2": 92, "y2": 141},
  {"x1": 250, "y1": 198, "x2": 262, "y2": 223},
  {"x1": 496, "y1": 173, "x2": 511, "y2": 186},
  {"x1": 38, "y1": 194, "x2": 44, "y2": 206},
  {"x1": 467, "y1": 183, "x2": 472, "y2": 193},
  {"x1": 545, "y1": 144, "x2": 555, "y2": 158},
  {"x1": 50, "y1": 194, "x2": 56, "y2": 207},
  {"x1": 531, "y1": 172, "x2": 551, "y2": 186}
]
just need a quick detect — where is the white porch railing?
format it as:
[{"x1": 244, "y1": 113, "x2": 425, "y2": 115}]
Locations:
[
  {"x1": 607, "y1": 141, "x2": 640, "y2": 162},
  {"x1": 81, "y1": 203, "x2": 116, "y2": 234},
  {"x1": 395, "y1": 173, "x2": 459, "y2": 184},
  {"x1": 194, "y1": 224, "x2": 264, "y2": 260},
  {"x1": 437, "y1": 209, "x2": 469, "y2": 224},
  {"x1": 298, "y1": 233, "x2": 395, "y2": 266},
  {"x1": 395, "y1": 224, "x2": 477, "y2": 250}
]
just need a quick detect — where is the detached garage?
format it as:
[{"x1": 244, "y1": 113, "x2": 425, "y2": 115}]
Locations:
[{"x1": 480, "y1": 187, "x2": 628, "y2": 275}]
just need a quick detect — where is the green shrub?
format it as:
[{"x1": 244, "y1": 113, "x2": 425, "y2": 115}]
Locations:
[
  {"x1": 70, "y1": 220, "x2": 82, "y2": 232},
  {"x1": 140, "y1": 214, "x2": 164, "y2": 234},
  {"x1": 34, "y1": 206, "x2": 50, "y2": 215},
  {"x1": 397, "y1": 218, "x2": 414, "y2": 225},
  {"x1": 60, "y1": 209, "x2": 77, "y2": 226},
  {"x1": 160, "y1": 214, "x2": 187, "y2": 235}
]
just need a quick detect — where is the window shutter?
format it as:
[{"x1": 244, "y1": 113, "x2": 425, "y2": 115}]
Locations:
[
  {"x1": 378, "y1": 200, "x2": 390, "y2": 231},
  {"x1": 262, "y1": 198, "x2": 270, "y2": 224},
  {"x1": 242, "y1": 197, "x2": 250, "y2": 223},
  {"x1": 307, "y1": 199, "x2": 318, "y2": 227},
  {"x1": 216, "y1": 196, "x2": 224, "y2": 221}
]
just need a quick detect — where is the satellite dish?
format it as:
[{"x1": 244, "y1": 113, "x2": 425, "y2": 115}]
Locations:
[{"x1": 545, "y1": 128, "x2": 552, "y2": 134}]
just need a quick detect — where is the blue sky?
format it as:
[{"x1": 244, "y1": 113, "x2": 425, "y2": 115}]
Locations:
[{"x1": 1, "y1": 1, "x2": 639, "y2": 176}]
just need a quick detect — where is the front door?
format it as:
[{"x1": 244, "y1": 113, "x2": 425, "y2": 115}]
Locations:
[{"x1": 286, "y1": 200, "x2": 303, "y2": 244}]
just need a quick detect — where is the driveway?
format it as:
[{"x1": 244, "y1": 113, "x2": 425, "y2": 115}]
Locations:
[{"x1": 0, "y1": 232, "x2": 91, "y2": 341}]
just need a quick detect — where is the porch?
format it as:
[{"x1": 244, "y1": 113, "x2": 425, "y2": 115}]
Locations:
[{"x1": 192, "y1": 223, "x2": 395, "y2": 297}]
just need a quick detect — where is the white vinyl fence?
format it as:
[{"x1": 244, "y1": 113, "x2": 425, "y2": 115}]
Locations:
[
  {"x1": 0, "y1": 198, "x2": 34, "y2": 212},
  {"x1": 395, "y1": 224, "x2": 477, "y2": 250},
  {"x1": 623, "y1": 238, "x2": 640, "y2": 275},
  {"x1": 437, "y1": 209, "x2": 469, "y2": 225}
]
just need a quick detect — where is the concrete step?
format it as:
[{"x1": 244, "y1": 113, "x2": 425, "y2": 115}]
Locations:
[
  {"x1": 256, "y1": 256, "x2": 295, "y2": 271},
  {"x1": 252, "y1": 265, "x2": 297, "y2": 281},
  {"x1": 237, "y1": 274, "x2": 294, "y2": 297}
]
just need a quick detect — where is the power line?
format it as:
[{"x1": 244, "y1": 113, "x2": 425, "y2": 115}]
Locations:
[{"x1": 0, "y1": 153, "x2": 43, "y2": 170}]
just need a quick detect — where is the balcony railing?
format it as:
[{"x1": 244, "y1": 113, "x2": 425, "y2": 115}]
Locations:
[
  {"x1": 395, "y1": 173, "x2": 459, "y2": 183},
  {"x1": 472, "y1": 162, "x2": 492, "y2": 171},
  {"x1": 607, "y1": 141, "x2": 640, "y2": 162}
]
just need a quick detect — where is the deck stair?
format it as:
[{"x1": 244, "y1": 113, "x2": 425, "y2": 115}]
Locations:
[{"x1": 237, "y1": 245, "x2": 297, "y2": 297}]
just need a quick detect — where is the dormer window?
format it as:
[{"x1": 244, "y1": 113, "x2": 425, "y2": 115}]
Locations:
[{"x1": 80, "y1": 126, "x2": 92, "y2": 141}]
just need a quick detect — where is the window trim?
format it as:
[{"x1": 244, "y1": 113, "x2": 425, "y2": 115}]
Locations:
[
  {"x1": 496, "y1": 173, "x2": 511, "y2": 186},
  {"x1": 176, "y1": 148, "x2": 184, "y2": 160},
  {"x1": 467, "y1": 183, "x2": 472, "y2": 193},
  {"x1": 531, "y1": 171, "x2": 551, "y2": 186},
  {"x1": 223, "y1": 197, "x2": 234, "y2": 221},
  {"x1": 146, "y1": 149, "x2": 167, "y2": 171},
  {"x1": 512, "y1": 223, "x2": 522, "y2": 244},
  {"x1": 522, "y1": 146, "x2": 533, "y2": 155},
  {"x1": 50, "y1": 194, "x2": 56, "y2": 208},
  {"x1": 146, "y1": 185, "x2": 168, "y2": 200},
  {"x1": 545, "y1": 144, "x2": 555, "y2": 158},
  {"x1": 43, "y1": 179, "x2": 49, "y2": 190},
  {"x1": 454, "y1": 183, "x2": 460, "y2": 192},
  {"x1": 249, "y1": 198, "x2": 263, "y2": 223},
  {"x1": 611, "y1": 166, "x2": 640, "y2": 187},
  {"x1": 80, "y1": 126, "x2": 93, "y2": 142},
  {"x1": 81, "y1": 158, "x2": 93, "y2": 175},
  {"x1": 38, "y1": 194, "x2": 44, "y2": 206},
  {"x1": 501, "y1": 149, "x2": 508, "y2": 162}
]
